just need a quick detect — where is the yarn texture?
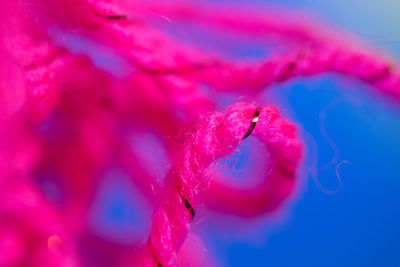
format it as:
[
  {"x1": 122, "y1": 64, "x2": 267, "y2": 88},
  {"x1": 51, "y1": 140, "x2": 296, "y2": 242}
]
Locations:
[{"x1": 0, "y1": 0, "x2": 398, "y2": 266}]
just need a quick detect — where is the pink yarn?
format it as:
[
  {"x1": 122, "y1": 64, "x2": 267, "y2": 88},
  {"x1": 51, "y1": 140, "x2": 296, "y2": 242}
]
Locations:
[
  {"x1": 25, "y1": 0, "x2": 400, "y2": 102},
  {"x1": 138, "y1": 103, "x2": 302, "y2": 266},
  {"x1": 86, "y1": 1, "x2": 400, "y2": 99},
  {"x1": 0, "y1": 0, "x2": 399, "y2": 266}
]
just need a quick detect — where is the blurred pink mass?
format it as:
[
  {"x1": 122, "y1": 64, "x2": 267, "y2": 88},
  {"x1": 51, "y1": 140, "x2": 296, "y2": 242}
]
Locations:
[{"x1": 0, "y1": 0, "x2": 399, "y2": 266}]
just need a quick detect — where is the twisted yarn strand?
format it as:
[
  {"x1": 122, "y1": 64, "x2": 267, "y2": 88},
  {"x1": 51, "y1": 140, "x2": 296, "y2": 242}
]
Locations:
[{"x1": 140, "y1": 102, "x2": 303, "y2": 266}]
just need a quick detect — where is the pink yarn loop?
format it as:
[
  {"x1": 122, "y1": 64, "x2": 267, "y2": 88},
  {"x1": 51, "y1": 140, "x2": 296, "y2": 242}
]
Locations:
[{"x1": 140, "y1": 102, "x2": 302, "y2": 266}]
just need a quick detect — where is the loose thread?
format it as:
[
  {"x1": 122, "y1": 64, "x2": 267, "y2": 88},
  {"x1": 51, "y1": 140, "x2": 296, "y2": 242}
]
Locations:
[
  {"x1": 276, "y1": 52, "x2": 304, "y2": 82},
  {"x1": 243, "y1": 107, "x2": 262, "y2": 139},
  {"x1": 105, "y1": 14, "x2": 127, "y2": 20},
  {"x1": 177, "y1": 185, "x2": 196, "y2": 219}
]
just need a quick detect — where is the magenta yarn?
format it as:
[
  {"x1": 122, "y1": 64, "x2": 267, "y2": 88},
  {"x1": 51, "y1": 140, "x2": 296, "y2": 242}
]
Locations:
[
  {"x1": 0, "y1": 0, "x2": 399, "y2": 266},
  {"x1": 138, "y1": 103, "x2": 302, "y2": 266}
]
